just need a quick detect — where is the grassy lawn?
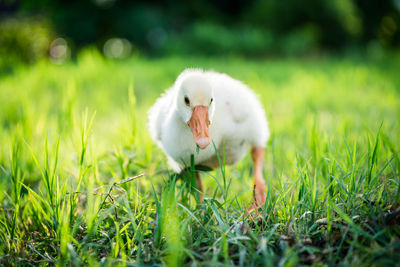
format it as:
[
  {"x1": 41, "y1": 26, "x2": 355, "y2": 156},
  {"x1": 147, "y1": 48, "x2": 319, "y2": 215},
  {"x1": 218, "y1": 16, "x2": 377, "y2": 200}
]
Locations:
[{"x1": 1, "y1": 50, "x2": 400, "y2": 266}]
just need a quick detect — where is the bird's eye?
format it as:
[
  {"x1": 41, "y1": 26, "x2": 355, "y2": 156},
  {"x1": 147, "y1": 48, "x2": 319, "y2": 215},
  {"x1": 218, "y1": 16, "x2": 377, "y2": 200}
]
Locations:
[
  {"x1": 184, "y1": 96, "x2": 190, "y2": 106},
  {"x1": 210, "y1": 98, "x2": 213, "y2": 104}
]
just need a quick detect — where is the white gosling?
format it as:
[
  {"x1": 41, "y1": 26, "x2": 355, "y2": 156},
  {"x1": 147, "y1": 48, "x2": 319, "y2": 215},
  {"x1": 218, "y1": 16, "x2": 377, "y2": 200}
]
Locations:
[{"x1": 148, "y1": 69, "x2": 269, "y2": 208}]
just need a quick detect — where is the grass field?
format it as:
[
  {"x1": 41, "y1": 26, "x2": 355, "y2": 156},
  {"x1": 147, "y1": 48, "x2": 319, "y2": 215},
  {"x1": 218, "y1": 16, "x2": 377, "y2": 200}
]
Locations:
[{"x1": 1, "y1": 50, "x2": 400, "y2": 266}]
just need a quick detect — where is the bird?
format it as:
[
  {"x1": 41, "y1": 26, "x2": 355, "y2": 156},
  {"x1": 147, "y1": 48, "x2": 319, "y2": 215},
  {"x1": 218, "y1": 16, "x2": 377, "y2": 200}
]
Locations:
[{"x1": 148, "y1": 69, "x2": 269, "y2": 209}]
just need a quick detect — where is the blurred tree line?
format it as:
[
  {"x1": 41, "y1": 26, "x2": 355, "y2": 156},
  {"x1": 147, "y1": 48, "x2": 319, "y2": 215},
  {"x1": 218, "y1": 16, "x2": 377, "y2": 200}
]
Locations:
[{"x1": 0, "y1": 0, "x2": 399, "y2": 64}]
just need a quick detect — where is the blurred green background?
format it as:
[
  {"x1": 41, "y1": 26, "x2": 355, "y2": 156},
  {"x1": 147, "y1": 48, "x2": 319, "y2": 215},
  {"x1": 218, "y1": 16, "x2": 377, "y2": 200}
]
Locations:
[{"x1": 1, "y1": 0, "x2": 400, "y2": 69}]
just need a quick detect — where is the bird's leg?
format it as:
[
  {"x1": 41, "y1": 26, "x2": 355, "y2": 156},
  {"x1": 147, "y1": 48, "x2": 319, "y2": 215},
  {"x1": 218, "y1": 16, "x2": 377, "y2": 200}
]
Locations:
[
  {"x1": 195, "y1": 172, "x2": 204, "y2": 203},
  {"x1": 251, "y1": 147, "x2": 266, "y2": 208}
]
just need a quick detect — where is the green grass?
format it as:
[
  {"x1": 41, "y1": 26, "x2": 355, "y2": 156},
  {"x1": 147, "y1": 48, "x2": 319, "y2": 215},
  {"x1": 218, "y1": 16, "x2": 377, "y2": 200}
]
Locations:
[{"x1": 1, "y1": 49, "x2": 400, "y2": 266}]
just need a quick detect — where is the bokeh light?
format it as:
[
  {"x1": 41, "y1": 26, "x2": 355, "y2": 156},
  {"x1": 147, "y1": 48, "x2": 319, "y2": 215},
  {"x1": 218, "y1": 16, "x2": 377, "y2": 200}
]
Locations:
[
  {"x1": 147, "y1": 27, "x2": 168, "y2": 48},
  {"x1": 103, "y1": 38, "x2": 132, "y2": 59},
  {"x1": 92, "y1": 0, "x2": 116, "y2": 9},
  {"x1": 49, "y1": 38, "x2": 70, "y2": 64}
]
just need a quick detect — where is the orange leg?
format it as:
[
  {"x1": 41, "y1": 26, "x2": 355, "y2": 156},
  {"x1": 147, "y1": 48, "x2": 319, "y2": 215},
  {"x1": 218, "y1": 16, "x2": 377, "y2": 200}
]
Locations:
[
  {"x1": 195, "y1": 172, "x2": 204, "y2": 202},
  {"x1": 251, "y1": 147, "x2": 266, "y2": 207}
]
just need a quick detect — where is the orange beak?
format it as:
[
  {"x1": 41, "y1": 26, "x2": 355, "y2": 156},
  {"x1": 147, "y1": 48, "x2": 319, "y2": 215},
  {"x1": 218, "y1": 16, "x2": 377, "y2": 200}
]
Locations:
[{"x1": 187, "y1": 105, "x2": 210, "y2": 149}]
